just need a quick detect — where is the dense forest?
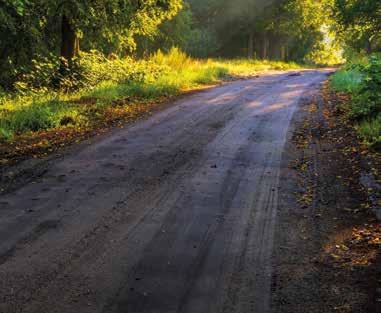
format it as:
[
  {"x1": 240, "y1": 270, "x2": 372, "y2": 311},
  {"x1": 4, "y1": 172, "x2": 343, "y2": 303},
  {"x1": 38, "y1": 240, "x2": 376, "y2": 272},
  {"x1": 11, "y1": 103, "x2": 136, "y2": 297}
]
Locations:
[{"x1": 1, "y1": 0, "x2": 380, "y2": 89}]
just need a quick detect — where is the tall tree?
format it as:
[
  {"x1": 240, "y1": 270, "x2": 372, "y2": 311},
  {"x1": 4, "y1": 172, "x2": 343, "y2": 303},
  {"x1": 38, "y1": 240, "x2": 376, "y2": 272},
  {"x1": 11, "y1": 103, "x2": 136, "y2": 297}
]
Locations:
[
  {"x1": 332, "y1": 0, "x2": 381, "y2": 53},
  {"x1": 0, "y1": 0, "x2": 182, "y2": 88},
  {"x1": 50, "y1": 0, "x2": 183, "y2": 62}
]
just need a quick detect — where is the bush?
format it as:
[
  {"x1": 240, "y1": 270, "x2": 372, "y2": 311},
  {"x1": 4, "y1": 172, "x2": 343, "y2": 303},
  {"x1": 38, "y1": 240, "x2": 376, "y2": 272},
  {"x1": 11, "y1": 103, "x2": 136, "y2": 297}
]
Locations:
[
  {"x1": 351, "y1": 56, "x2": 381, "y2": 119},
  {"x1": 79, "y1": 51, "x2": 167, "y2": 88},
  {"x1": 15, "y1": 55, "x2": 61, "y2": 94}
]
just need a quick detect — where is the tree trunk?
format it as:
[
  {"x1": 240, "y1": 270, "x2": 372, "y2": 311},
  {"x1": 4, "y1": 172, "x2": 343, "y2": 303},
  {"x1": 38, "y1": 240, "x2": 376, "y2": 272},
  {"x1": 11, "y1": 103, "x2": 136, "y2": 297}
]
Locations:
[
  {"x1": 60, "y1": 15, "x2": 79, "y2": 64},
  {"x1": 262, "y1": 36, "x2": 268, "y2": 60},
  {"x1": 269, "y1": 34, "x2": 275, "y2": 60},
  {"x1": 248, "y1": 32, "x2": 254, "y2": 59},
  {"x1": 286, "y1": 45, "x2": 290, "y2": 61},
  {"x1": 366, "y1": 39, "x2": 372, "y2": 54},
  {"x1": 280, "y1": 45, "x2": 286, "y2": 61}
]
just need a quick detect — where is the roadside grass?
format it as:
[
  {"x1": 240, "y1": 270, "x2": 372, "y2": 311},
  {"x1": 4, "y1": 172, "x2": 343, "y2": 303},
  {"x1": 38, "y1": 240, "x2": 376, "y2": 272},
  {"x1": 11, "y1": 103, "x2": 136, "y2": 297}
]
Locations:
[
  {"x1": 330, "y1": 68, "x2": 363, "y2": 93},
  {"x1": 357, "y1": 116, "x2": 381, "y2": 148},
  {"x1": 0, "y1": 48, "x2": 301, "y2": 148},
  {"x1": 330, "y1": 55, "x2": 381, "y2": 149},
  {"x1": 213, "y1": 59, "x2": 301, "y2": 76}
]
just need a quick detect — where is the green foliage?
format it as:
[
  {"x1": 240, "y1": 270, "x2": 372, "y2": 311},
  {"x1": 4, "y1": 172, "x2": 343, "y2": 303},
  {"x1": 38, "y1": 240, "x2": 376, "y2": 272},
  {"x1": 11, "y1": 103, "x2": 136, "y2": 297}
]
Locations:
[
  {"x1": 150, "y1": 48, "x2": 191, "y2": 70},
  {"x1": 75, "y1": 51, "x2": 167, "y2": 89},
  {"x1": 1, "y1": 103, "x2": 55, "y2": 133},
  {"x1": 351, "y1": 56, "x2": 381, "y2": 119},
  {"x1": 330, "y1": 67, "x2": 363, "y2": 93},
  {"x1": 178, "y1": 0, "x2": 340, "y2": 63},
  {"x1": 58, "y1": 0, "x2": 183, "y2": 53},
  {"x1": 304, "y1": 28, "x2": 345, "y2": 66},
  {"x1": 2, "y1": 0, "x2": 379, "y2": 90},
  {"x1": 332, "y1": 0, "x2": 381, "y2": 53},
  {"x1": 13, "y1": 55, "x2": 83, "y2": 93},
  {"x1": 136, "y1": 5, "x2": 194, "y2": 55},
  {"x1": 0, "y1": 0, "x2": 183, "y2": 89},
  {"x1": 357, "y1": 114, "x2": 381, "y2": 147},
  {"x1": 86, "y1": 48, "x2": 230, "y2": 101},
  {"x1": 14, "y1": 51, "x2": 168, "y2": 92},
  {"x1": 0, "y1": 97, "x2": 81, "y2": 136},
  {"x1": 0, "y1": 0, "x2": 46, "y2": 88},
  {"x1": 330, "y1": 55, "x2": 381, "y2": 148},
  {"x1": 16, "y1": 56, "x2": 61, "y2": 93}
]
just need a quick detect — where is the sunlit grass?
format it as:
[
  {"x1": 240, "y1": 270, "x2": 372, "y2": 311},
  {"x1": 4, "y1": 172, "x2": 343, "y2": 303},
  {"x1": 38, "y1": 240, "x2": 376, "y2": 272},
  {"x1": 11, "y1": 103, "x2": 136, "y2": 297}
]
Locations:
[{"x1": 211, "y1": 59, "x2": 302, "y2": 76}]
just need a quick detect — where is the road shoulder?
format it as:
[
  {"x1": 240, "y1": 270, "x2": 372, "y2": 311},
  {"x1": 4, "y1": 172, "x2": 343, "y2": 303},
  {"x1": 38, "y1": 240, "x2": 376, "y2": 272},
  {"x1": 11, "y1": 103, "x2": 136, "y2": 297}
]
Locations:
[{"x1": 272, "y1": 83, "x2": 380, "y2": 313}]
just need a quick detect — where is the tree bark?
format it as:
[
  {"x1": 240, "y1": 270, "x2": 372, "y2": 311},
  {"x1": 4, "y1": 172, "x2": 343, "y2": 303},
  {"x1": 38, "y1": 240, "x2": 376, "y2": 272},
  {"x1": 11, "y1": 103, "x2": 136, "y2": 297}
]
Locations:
[
  {"x1": 270, "y1": 36, "x2": 277, "y2": 60},
  {"x1": 366, "y1": 39, "x2": 372, "y2": 54},
  {"x1": 60, "y1": 15, "x2": 79, "y2": 64},
  {"x1": 248, "y1": 32, "x2": 254, "y2": 59},
  {"x1": 281, "y1": 45, "x2": 286, "y2": 61},
  {"x1": 262, "y1": 36, "x2": 268, "y2": 60}
]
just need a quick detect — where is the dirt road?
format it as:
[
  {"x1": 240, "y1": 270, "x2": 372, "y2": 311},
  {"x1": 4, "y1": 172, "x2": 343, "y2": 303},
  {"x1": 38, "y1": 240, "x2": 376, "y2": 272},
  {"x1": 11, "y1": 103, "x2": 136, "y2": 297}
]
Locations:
[{"x1": 0, "y1": 70, "x2": 333, "y2": 313}]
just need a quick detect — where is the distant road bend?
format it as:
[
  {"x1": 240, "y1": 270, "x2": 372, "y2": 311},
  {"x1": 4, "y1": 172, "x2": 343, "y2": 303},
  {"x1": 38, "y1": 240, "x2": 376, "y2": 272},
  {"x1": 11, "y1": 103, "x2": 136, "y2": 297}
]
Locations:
[{"x1": 0, "y1": 69, "x2": 332, "y2": 313}]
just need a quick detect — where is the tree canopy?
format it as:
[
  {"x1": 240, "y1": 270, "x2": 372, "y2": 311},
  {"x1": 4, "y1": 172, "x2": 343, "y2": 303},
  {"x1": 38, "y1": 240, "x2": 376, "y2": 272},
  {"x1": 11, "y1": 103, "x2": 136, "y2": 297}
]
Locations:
[
  {"x1": 332, "y1": 0, "x2": 381, "y2": 53},
  {"x1": 0, "y1": 0, "x2": 380, "y2": 89}
]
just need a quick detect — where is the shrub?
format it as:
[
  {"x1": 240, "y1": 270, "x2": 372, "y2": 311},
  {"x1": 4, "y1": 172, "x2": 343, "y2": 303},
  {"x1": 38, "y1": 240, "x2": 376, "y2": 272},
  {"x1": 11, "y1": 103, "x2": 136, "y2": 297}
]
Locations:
[
  {"x1": 14, "y1": 51, "x2": 168, "y2": 93},
  {"x1": 79, "y1": 51, "x2": 167, "y2": 88},
  {"x1": 351, "y1": 56, "x2": 381, "y2": 119},
  {"x1": 14, "y1": 55, "x2": 61, "y2": 94}
]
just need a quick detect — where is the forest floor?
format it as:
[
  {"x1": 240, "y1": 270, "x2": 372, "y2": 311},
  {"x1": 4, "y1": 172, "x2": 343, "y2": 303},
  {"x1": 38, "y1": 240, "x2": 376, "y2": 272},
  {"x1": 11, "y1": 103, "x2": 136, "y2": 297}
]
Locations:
[{"x1": 0, "y1": 69, "x2": 379, "y2": 313}]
